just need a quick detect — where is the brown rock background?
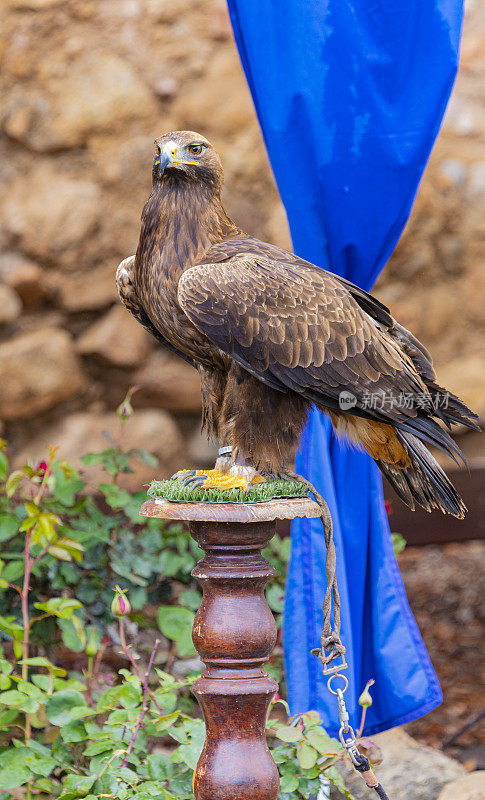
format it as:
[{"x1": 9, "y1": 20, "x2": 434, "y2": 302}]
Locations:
[{"x1": 0, "y1": 0, "x2": 483, "y2": 486}]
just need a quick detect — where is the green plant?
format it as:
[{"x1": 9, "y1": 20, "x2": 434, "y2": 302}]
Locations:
[
  {"x1": 0, "y1": 536, "x2": 356, "y2": 800},
  {"x1": 0, "y1": 427, "x2": 202, "y2": 653},
  {"x1": 0, "y1": 395, "x2": 362, "y2": 799}
]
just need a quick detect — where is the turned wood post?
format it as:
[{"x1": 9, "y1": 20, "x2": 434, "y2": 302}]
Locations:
[{"x1": 140, "y1": 497, "x2": 320, "y2": 800}]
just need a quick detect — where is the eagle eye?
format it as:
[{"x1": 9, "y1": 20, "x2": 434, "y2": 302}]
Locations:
[{"x1": 188, "y1": 144, "x2": 203, "y2": 156}]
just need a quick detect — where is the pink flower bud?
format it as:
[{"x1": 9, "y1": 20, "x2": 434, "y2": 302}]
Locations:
[{"x1": 111, "y1": 587, "x2": 131, "y2": 618}]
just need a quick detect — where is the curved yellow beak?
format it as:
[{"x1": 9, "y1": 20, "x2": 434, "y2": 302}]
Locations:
[{"x1": 157, "y1": 140, "x2": 199, "y2": 171}]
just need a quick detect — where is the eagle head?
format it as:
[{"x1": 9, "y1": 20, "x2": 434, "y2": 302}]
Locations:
[{"x1": 152, "y1": 130, "x2": 223, "y2": 189}]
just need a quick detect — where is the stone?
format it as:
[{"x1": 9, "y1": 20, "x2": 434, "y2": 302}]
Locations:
[
  {"x1": 7, "y1": 0, "x2": 63, "y2": 7},
  {"x1": 461, "y1": 259, "x2": 485, "y2": 326},
  {"x1": 134, "y1": 350, "x2": 202, "y2": 412},
  {"x1": 333, "y1": 727, "x2": 465, "y2": 800},
  {"x1": 0, "y1": 327, "x2": 86, "y2": 420},
  {"x1": 2, "y1": 53, "x2": 157, "y2": 151},
  {"x1": 52, "y1": 263, "x2": 118, "y2": 312},
  {"x1": 76, "y1": 305, "x2": 151, "y2": 367},
  {"x1": 152, "y1": 76, "x2": 179, "y2": 99},
  {"x1": 15, "y1": 409, "x2": 184, "y2": 491},
  {"x1": 467, "y1": 162, "x2": 485, "y2": 203},
  {"x1": 438, "y1": 772, "x2": 485, "y2": 800},
  {"x1": 1, "y1": 165, "x2": 101, "y2": 265},
  {"x1": 439, "y1": 158, "x2": 467, "y2": 187},
  {"x1": 0, "y1": 252, "x2": 47, "y2": 308},
  {"x1": 0, "y1": 284, "x2": 22, "y2": 324},
  {"x1": 169, "y1": 48, "x2": 255, "y2": 137}
]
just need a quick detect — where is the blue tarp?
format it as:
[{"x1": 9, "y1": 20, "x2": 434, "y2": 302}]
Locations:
[{"x1": 227, "y1": 1, "x2": 463, "y2": 735}]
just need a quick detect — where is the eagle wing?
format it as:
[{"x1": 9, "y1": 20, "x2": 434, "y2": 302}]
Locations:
[
  {"x1": 116, "y1": 255, "x2": 196, "y2": 367},
  {"x1": 177, "y1": 250, "x2": 431, "y2": 427}
]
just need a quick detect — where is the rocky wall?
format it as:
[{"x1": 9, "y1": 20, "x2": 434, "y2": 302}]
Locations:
[{"x1": 0, "y1": 0, "x2": 483, "y2": 487}]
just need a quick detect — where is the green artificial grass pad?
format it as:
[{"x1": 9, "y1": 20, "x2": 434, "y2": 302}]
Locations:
[{"x1": 147, "y1": 478, "x2": 309, "y2": 504}]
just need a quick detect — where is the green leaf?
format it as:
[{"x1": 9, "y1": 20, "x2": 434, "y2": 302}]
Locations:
[
  {"x1": 279, "y1": 772, "x2": 299, "y2": 793},
  {"x1": 69, "y1": 705, "x2": 96, "y2": 720},
  {"x1": 99, "y1": 484, "x2": 132, "y2": 509},
  {"x1": 47, "y1": 545, "x2": 73, "y2": 561},
  {"x1": 0, "y1": 514, "x2": 19, "y2": 542},
  {"x1": 274, "y1": 725, "x2": 303, "y2": 743},
  {"x1": 175, "y1": 739, "x2": 203, "y2": 771},
  {"x1": 0, "y1": 690, "x2": 39, "y2": 713},
  {"x1": 168, "y1": 770, "x2": 193, "y2": 796},
  {"x1": 16, "y1": 679, "x2": 45, "y2": 699},
  {"x1": 297, "y1": 742, "x2": 318, "y2": 770},
  {"x1": 0, "y1": 658, "x2": 15, "y2": 675},
  {"x1": 60, "y1": 720, "x2": 87, "y2": 742},
  {"x1": 157, "y1": 606, "x2": 195, "y2": 648},
  {"x1": 0, "y1": 708, "x2": 19, "y2": 727},
  {"x1": 119, "y1": 683, "x2": 141, "y2": 709},
  {"x1": 147, "y1": 753, "x2": 174, "y2": 780},
  {"x1": 31, "y1": 675, "x2": 50, "y2": 691},
  {"x1": 5, "y1": 470, "x2": 24, "y2": 498},
  {"x1": 0, "y1": 452, "x2": 8, "y2": 482},
  {"x1": 53, "y1": 468, "x2": 85, "y2": 506},
  {"x1": 392, "y1": 532, "x2": 406, "y2": 557},
  {"x1": 0, "y1": 766, "x2": 32, "y2": 790},
  {"x1": 157, "y1": 550, "x2": 184, "y2": 577},
  {"x1": 130, "y1": 448, "x2": 158, "y2": 467},
  {"x1": 82, "y1": 740, "x2": 114, "y2": 757},
  {"x1": 81, "y1": 448, "x2": 130, "y2": 476},
  {"x1": 62, "y1": 774, "x2": 96, "y2": 797},
  {"x1": 266, "y1": 583, "x2": 285, "y2": 614},
  {"x1": 81, "y1": 451, "x2": 109, "y2": 466},
  {"x1": 46, "y1": 690, "x2": 87, "y2": 726},
  {"x1": 54, "y1": 537, "x2": 85, "y2": 562},
  {"x1": 300, "y1": 710, "x2": 321, "y2": 726},
  {"x1": 29, "y1": 754, "x2": 57, "y2": 777},
  {"x1": 34, "y1": 597, "x2": 82, "y2": 620},
  {"x1": 154, "y1": 710, "x2": 180, "y2": 731},
  {"x1": 305, "y1": 727, "x2": 342, "y2": 755},
  {"x1": 178, "y1": 589, "x2": 202, "y2": 610},
  {"x1": 325, "y1": 766, "x2": 358, "y2": 800},
  {"x1": 34, "y1": 778, "x2": 55, "y2": 793},
  {"x1": 18, "y1": 657, "x2": 66, "y2": 676},
  {"x1": 1, "y1": 560, "x2": 24, "y2": 582},
  {"x1": 59, "y1": 618, "x2": 86, "y2": 652}
]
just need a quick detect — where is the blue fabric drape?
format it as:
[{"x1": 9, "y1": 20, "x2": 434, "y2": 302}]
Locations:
[{"x1": 226, "y1": 1, "x2": 462, "y2": 734}]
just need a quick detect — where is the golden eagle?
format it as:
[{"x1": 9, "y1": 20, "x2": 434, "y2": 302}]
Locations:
[{"x1": 117, "y1": 130, "x2": 478, "y2": 517}]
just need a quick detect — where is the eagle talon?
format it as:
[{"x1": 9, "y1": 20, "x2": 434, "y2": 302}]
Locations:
[
  {"x1": 185, "y1": 474, "x2": 208, "y2": 489},
  {"x1": 171, "y1": 469, "x2": 196, "y2": 481}
]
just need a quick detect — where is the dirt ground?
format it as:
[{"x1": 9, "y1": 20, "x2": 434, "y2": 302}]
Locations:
[{"x1": 400, "y1": 540, "x2": 485, "y2": 767}]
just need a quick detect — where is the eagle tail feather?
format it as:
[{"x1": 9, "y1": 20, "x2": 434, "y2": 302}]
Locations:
[
  {"x1": 378, "y1": 431, "x2": 466, "y2": 519},
  {"x1": 424, "y1": 381, "x2": 481, "y2": 431}
]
